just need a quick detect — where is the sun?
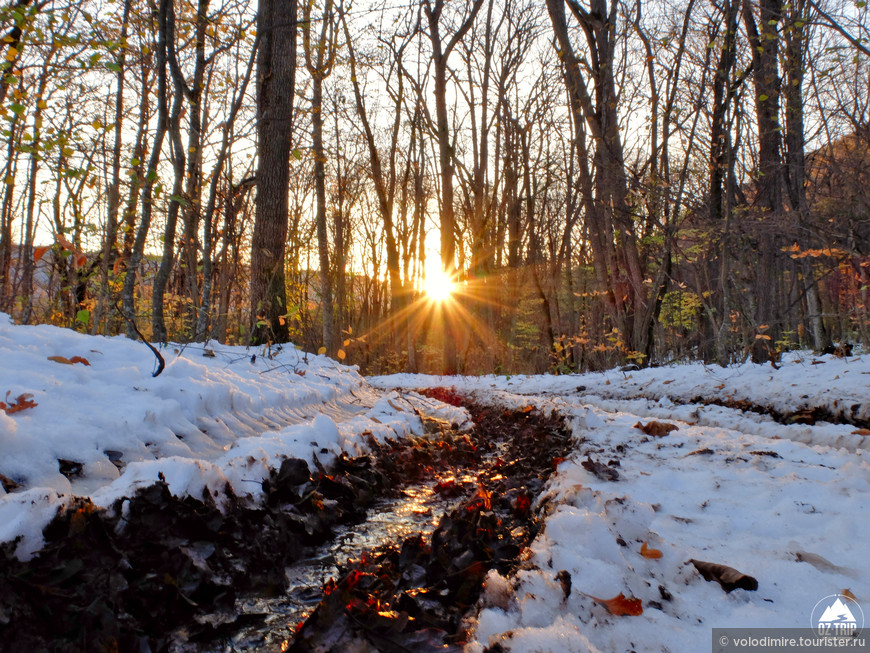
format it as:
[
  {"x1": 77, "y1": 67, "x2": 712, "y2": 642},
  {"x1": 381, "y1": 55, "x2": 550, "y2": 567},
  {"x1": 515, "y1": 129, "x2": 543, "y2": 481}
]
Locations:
[{"x1": 423, "y1": 266, "x2": 456, "y2": 302}]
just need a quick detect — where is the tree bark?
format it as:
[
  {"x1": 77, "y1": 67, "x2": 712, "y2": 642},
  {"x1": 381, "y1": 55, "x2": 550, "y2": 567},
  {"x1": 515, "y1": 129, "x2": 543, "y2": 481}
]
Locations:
[{"x1": 249, "y1": 0, "x2": 297, "y2": 344}]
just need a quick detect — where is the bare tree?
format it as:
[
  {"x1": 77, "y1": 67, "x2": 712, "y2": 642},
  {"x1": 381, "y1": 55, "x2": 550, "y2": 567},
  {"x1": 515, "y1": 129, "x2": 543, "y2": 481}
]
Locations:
[{"x1": 423, "y1": 0, "x2": 485, "y2": 373}]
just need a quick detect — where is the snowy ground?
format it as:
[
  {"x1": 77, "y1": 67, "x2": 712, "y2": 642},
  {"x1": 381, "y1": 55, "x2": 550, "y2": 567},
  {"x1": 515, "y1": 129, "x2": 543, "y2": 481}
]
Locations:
[
  {"x1": 2, "y1": 311, "x2": 868, "y2": 651},
  {"x1": 371, "y1": 363, "x2": 870, "y2": 652},
  {"x1": 0, "y1": 313, "x2": 467, "y2": 559}
]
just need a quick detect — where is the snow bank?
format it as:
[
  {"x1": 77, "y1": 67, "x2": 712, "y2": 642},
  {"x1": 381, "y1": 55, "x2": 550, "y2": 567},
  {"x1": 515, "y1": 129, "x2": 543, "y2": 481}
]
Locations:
[
  {"x1": 371, "y1": 350, "x2": 870, "y2": 452},
  {"x1": 0, "y1": 315, "x2": 468, "y2": 559},
  {"x1": 371, "y1": 381, "x2": 870, "y2": 652}
]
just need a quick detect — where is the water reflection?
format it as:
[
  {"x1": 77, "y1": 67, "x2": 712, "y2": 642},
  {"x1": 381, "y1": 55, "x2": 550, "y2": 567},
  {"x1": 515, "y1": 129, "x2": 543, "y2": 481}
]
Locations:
[{"x1": 193, "y1": 473, "x2": 468, "y2": 652}]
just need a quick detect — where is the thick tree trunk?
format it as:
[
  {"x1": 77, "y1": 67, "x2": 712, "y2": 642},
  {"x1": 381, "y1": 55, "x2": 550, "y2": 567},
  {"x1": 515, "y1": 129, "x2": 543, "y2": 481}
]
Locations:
[
  {"x1": 743, "y1": 0, "x2": 785, "y2": 337},
  {"x1": 249, "y1": 0, "x2": 297, "y2": 344}
]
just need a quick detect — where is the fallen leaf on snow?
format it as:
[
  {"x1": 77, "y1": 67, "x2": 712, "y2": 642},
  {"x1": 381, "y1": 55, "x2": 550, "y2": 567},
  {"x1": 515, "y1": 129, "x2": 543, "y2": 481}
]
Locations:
[
  {"x1": 794, "y1": 550, "x2": 854, "y2": 576},
  {"x1": 641, "y1": 541, "x2": 663, "y2": 559},
  {"x1": 584, "y1": 592, "x2": 643, "y2": 616},
  {"x1": 581, "y1": 456, "x2": 619, "y2": 481},
  {"x1": 852, "y1": 429, "x2": 870, "y2": 436},
  {"x1": 634, "y1": 420, "x2": 679, "y2": 437},
  {"x1": 843, "y1": 589, "x2": 857, "y2": 602},
  {"x1": 1, "y1": 391, "x2": 37, "y2": 415},
  {"x1": 690, "y1": 559, "x2": 758, "y2": 593},
  {"x1": 48, "y1": 355, "x2": 90, "y2": 366}
]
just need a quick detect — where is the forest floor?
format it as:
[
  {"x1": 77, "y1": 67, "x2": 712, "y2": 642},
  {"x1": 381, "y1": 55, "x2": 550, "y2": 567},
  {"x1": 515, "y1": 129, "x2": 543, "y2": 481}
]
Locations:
[{"x1": 0, "y1": 313, "x2": 868, "y2": 652}]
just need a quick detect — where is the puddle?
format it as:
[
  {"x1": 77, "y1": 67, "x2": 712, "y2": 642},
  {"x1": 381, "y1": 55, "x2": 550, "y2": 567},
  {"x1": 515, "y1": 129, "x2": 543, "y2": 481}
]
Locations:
[{"x1": 192, "y1": 473, "x2": 471, "y2": 652}]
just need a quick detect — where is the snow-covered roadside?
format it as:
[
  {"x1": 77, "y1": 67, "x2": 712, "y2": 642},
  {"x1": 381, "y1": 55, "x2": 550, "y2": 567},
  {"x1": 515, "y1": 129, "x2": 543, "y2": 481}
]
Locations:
[
  {"x1": 0, "y1": 314, "x2": 468, "y2": 559},
  {"x1": 370, "y1": 379, "x2": 870, "y2": 652},
  {"x1": 371, "y1": 351, "x2": 870, "y2": 453}
]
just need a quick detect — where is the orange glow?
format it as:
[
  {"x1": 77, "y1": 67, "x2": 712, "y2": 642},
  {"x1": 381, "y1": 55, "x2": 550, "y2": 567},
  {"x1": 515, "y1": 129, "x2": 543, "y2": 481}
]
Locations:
[{"x1": 422, "y1": 266, "x2": 456, "y2": 302}]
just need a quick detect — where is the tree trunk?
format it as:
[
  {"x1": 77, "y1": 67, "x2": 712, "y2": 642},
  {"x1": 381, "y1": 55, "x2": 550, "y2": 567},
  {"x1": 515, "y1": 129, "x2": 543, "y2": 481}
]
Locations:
[
  {"x1": 122, "y1": 0, "x2": 170, "y2": 339},
  {"x1": 249, "y1": 0, "x2": 297, "y2": 344},
  {"x1": 94, "y1": 0, "x2": 131, "y2": 335}
]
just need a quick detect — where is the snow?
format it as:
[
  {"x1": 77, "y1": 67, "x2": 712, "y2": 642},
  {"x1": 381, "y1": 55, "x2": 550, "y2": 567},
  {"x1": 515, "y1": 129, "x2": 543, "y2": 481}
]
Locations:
[
  {"x1": 0, "y1": 314, "x2": 468, "y2": 559},
  {"x1": 372, "y1": 351, "x2": 870, "y2": 453},
  {"x1": 2, "y1": 310, "x2": 868, "y2": 650},
  {"x1": 369, "y1": 366, "x2": 870, "y2": 652}
]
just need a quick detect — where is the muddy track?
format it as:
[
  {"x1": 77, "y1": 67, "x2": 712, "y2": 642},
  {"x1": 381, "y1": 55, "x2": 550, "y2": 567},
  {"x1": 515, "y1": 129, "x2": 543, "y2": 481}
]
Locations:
[
  {"x1": 681, "y1": 395, "x2": 870, "y2": 429},
  {"x1": 0, "y1": 392, "x2": 574, "y2": 653},
  {"x1": 286, "y1": 394, "x2": 574, "y2": 652},
  {"x1": 574, "y1": 387, "x2": 870, "y2": 430}
]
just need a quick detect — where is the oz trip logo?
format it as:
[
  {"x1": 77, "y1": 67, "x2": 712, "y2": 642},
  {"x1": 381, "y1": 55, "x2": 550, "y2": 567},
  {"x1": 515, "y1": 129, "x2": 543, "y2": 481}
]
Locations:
[{"x1": 811, "y1": 594, "x2": 864, "y2": 636}]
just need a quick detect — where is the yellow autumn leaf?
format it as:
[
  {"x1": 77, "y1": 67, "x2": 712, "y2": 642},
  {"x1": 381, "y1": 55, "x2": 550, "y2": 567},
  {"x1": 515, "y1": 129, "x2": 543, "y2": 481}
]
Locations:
[
  {"x1": 5, "y1": 47, "x2": 18, "y2": 61},
  {"x1": 337, "y1": 349, "x2": 346, "y2": 360},
  {"x1": 317, "y1": 346, "x2": 327, "y2": 355}
]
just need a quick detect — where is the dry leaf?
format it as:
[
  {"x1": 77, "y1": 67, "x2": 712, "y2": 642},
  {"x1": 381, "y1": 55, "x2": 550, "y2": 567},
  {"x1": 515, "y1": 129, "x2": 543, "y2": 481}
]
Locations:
[
  {"x1": 662, "y1": 379, "x2": 673, "y2": 384},
  {"x1": 1, "y1": 391, "x2": 37, "y2": 415},
  {"x1": 581, "y1": 456, "x2": 619, "y2": 481},
  {"x1": 33, "y1": 245, "x2": 51, "y2": 262},
  {"x1": 56, "y1": 234, "x2": 75, "y2": 251},
  {"x1": 634, "y1": 421, "x2": 679, "y2": 437},
  {"x1": 851, "y1": 429, "x2": 870, "y2": 436},
  {"x1": 522, "y1": 405, "x2": 534, "y2": 414},
  {"x1": 843, "y1": 589, "x2": 857, "y2": 602},
  {"x1": 48, "y1": 355, "x2": 89, "y2": 366},
  {"x1": 585, "y1": 592, "x2": 643, "y2": 616},
  {"x1": 690, "y1": 559, "x2": 758, "y2": 593},
  {"x1": 794, "y1": 550, "x2": 852, "y2": 575},
  {"x1": 641, "y1": 541, "x2": 663, "y2": 559}
]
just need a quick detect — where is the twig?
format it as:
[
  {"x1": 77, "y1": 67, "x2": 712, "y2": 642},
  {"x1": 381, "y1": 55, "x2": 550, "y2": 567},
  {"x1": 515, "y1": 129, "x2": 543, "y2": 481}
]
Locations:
[{"x1": 115, "y1": 303, "x2": 165, "y2": 377}]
